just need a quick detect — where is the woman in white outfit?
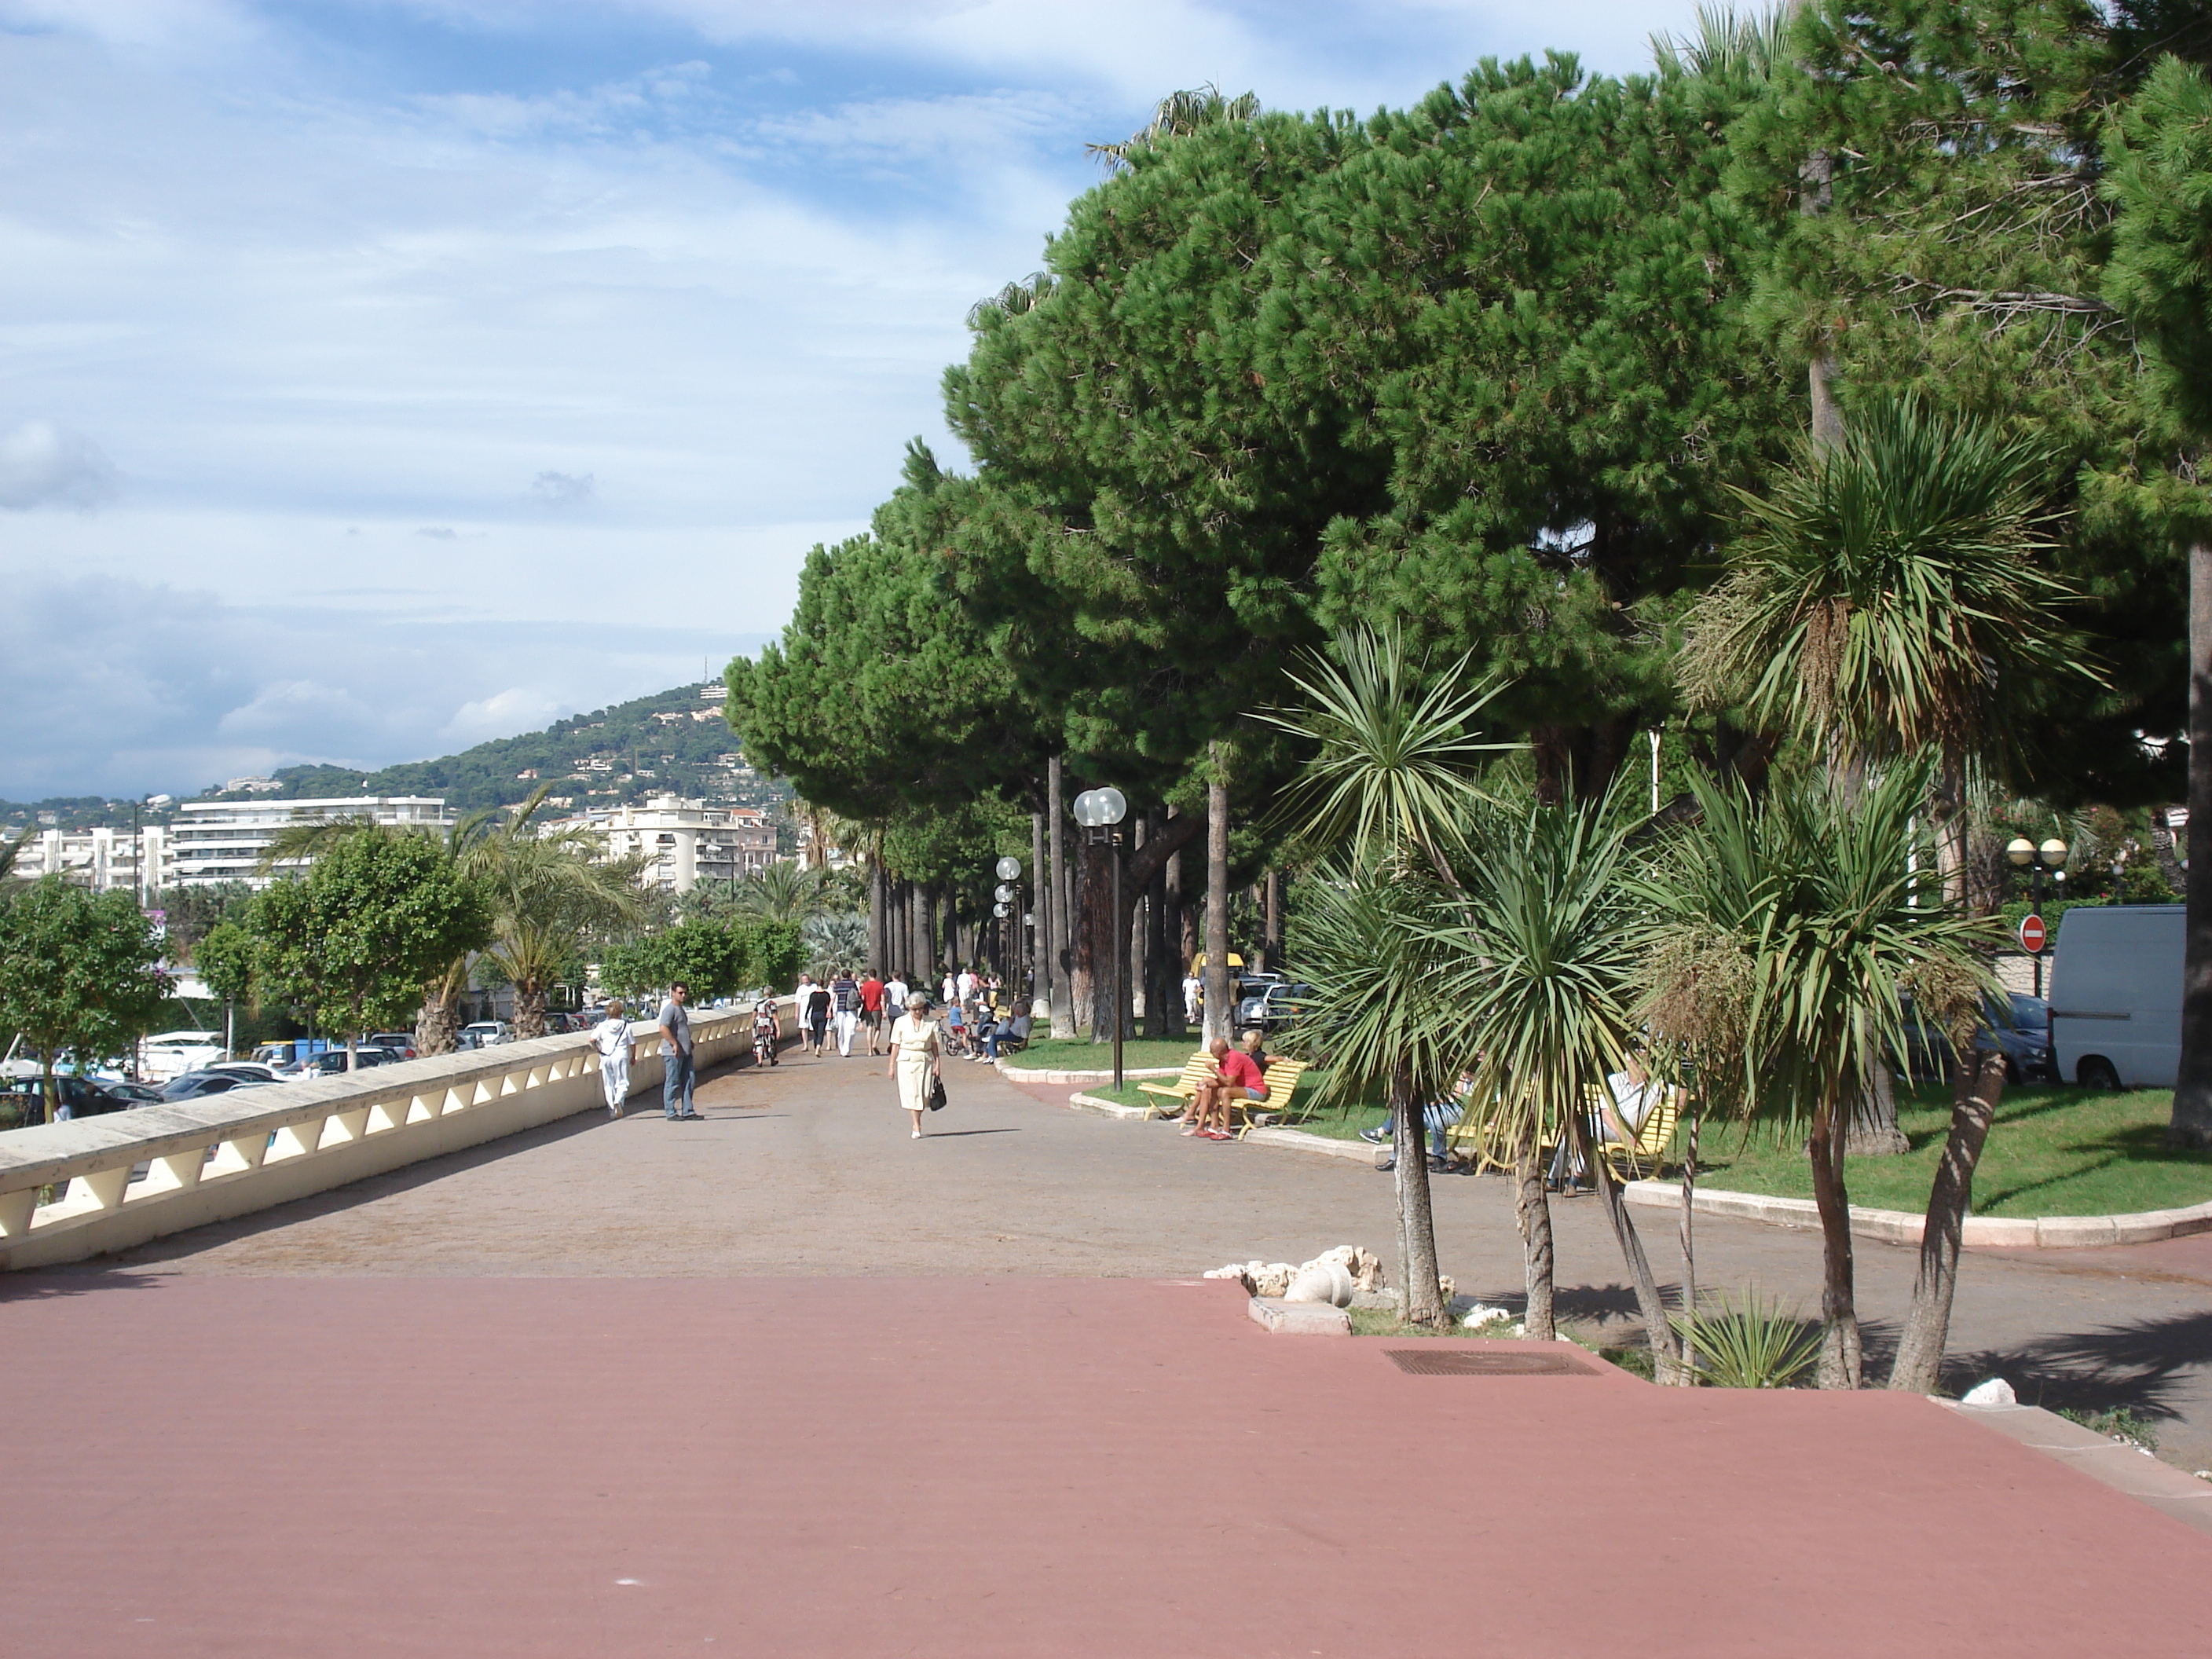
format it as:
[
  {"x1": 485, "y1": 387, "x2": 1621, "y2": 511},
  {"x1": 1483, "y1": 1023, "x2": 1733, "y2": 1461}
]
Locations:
[
  {"x1": 593, "y1": 1000, "x2": 635, "y2": 1119},
  {"x1": 886, "y1": 991, "x2": 943, "y2": 1139}
]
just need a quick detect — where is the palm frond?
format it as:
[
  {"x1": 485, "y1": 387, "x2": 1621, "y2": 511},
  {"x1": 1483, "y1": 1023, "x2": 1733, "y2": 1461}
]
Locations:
[{"x1": 1087, "y1": 83, "x2": 1261, "y2": 171}]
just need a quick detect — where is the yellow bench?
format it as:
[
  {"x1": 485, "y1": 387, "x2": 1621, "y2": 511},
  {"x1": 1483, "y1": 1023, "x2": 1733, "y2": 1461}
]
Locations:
[
  {"x1": 1598, "y1": 1091, "x2": 1679, "y2": 1184},
  {"x1": 1232, "y1": 1058, "x2": 1311, "y2": 1137},
  {"x1": 1137, "y1": 1051, "x2": 1217, "y2": 1119}
]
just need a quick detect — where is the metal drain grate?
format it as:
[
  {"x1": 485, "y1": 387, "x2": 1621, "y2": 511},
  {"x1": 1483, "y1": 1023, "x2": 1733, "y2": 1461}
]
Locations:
[{"x1": 1385, "y1": 1348, "x2": 1594, "y2": 1377}]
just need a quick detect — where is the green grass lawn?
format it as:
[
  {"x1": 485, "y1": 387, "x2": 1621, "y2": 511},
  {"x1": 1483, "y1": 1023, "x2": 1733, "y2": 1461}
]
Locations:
[
  {"x1": 1076, "y1": 1068, "x2": 2212, "y2": 1219},
  {"x1": 1689, "y1": 1085, "x2": 2212, "y2": 1218},
  {"x1": 1082, "y1": 1068, "x2": 1383, "y2": 1140},
  {"x1": 1002, "y1": 1037, "x2": 1206, "y2": 1073}
]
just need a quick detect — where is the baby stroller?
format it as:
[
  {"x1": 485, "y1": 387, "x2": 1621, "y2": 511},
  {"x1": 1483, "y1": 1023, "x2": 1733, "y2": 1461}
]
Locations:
[{"x1": 752, "y1": 998, "x2": 781, "y2": 1068}]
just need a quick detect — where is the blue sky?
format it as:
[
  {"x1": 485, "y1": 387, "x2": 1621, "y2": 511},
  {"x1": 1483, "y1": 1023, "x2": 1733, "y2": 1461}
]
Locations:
[{"x1": 0, "y1": 0, "x2": 1703, "y2": 800}]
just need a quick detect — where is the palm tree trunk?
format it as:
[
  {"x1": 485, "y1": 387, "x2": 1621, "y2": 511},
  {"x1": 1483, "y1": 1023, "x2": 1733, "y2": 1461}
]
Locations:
[
  {"x1": 514, "y1": 981, "x2": 548, "y2": 1039},
  {"x1": 1888, "y1": 1046, "x2": 2007, "y2": 1393},
  {"x1": 1678, "y1": 1093, "x2": 1703, "y2": 1323},
  {"x1": 1164, "y1": 819, "x2": 1187, "y2": 1038},
  {"x1": 1575, "y1": 1115, "x2": 1686, "y2": 1380},
  {"x1": 1392, "y1": 1062, "x2": 1447, "y2": 1327},
  {"x1": 1514, "y1": 1137, "x2": 1555, "y2": 1340},
  {"x1": 416, "y1": 969, "x2": 464, "y2": 1057},
  {"x1": 1807, "y1": 1100, "x2": 1863, "y2": 1387},
  {"x1": 2174, "y1": 543, "x2": 2212, "y2": 1148},
  {"x1": 1031, "y1": 810, "x2": 1048, "y2": 1005},
  {"x1": 1203, "y1": 743, "x2": 1232, "y2": 1046}
]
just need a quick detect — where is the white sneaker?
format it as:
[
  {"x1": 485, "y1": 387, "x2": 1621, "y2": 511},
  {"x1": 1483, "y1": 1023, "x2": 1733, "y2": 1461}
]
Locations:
[{"x1": 911, "y1": 1128, "x2": 922, "y2": 1139}]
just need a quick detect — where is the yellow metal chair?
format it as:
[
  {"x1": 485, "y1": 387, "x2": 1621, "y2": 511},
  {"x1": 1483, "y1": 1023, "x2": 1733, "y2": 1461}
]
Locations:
[
  {"x1": 1597, "y1": 1091, "x2": 1679, "y2": 1184},
  {"x1": 1137, "y1": 1050, "x2": 1218, "y2": 1119},
  {"x1": 1231, "y1": 1059, "x2": 1311, "y2": 1137}
]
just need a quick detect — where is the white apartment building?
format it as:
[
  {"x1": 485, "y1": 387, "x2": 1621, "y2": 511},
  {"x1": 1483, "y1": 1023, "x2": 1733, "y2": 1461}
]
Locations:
[
  {"x1": 9, "y1": 824, "x2": 172, "y2": 899},
  {"x1": 545, "y1": 795, "x2": 777, "y2": 893},
  {"x1": 169, "y1": 797, "x2": 456, "y2": 888}
]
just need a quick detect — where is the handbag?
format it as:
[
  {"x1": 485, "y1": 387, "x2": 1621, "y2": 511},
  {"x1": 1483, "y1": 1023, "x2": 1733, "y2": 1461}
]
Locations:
[{"x1": 928, "y1": 1075, "x2": 947, "y2": 1111}]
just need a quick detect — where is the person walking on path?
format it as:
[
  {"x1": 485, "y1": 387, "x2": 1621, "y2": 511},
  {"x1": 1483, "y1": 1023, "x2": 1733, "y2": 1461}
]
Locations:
[
  {"x1": 887, "y1": 991, "x2": 943, "y2": 1140},
  {"x1": 1182, "y1": 968, "x2": 1203, "y2": 1027},
  {"x1": 658, "y1": 983, "x2": 702, "y2": 1120},
  {"x1": 592, "y1": 1000, "x2": 635, "y2": 1119},
  {"x1": 883, "y1": 972, "x2": 908, "y2": 1036},
  {"x1": 831, "y1": 968, "x2": 862, "y2": 1057},
  {"x1": 859, "y1": 970, "x2": 887, "y2": 1057},
  {"x1": 804, "y1": 977, "x2": 833, "y2": 1057}
]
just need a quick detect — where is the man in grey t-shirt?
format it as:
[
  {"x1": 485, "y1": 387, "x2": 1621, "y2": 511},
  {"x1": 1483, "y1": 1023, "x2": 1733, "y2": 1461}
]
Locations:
[{"x1": 658, "y1": 983, "x2": 701, "y2": 1119}]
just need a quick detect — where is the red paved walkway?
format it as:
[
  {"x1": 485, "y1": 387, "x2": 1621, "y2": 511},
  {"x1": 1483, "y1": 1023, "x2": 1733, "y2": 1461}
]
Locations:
[{"x1": 5, "y1": 1273, "x2": 2209, "y2": 1657}]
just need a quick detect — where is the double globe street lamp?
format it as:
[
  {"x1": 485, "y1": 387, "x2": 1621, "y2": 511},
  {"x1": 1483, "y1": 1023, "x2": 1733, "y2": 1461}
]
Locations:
[
  {"x1": 992, "y1": 855, "x2": 1023, "y2": 996},
  {"x1": 2006, "y1": 835, "x2": 2069, "y2": 999},
  {"x1": 1071, "y1": 786, "x2": 1129, "y2": 1089}
]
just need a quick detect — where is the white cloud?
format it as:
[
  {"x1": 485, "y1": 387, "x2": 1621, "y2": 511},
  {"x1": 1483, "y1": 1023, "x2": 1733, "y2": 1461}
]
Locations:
[
  {"x1": 0, "y1": 419, "x2": 121, "y2": 510},
  {"x1": 530, "y1": 470, "x2": 596, "y2": 509},
  {"x1": 441, "y1": 686, "x2": 563, "y2": 745}
]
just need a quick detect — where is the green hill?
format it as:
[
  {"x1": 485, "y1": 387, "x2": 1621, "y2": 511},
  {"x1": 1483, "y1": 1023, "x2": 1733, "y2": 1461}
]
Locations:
[{"x1": 3, "y1": 679, "x2": 789, "y2": 831}]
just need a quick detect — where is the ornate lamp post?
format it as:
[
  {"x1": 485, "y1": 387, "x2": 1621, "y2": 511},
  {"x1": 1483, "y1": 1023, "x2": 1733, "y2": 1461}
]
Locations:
[
  {"x1": 1071, "y1": 787, "x2": 1129, "y2": 1088},
  {"x1": 2006, "y1": 835, "x2": 2069, "y2": 999},
  {"x1": 994, "y1": 855, "x2": 1022, "y2": 992}
]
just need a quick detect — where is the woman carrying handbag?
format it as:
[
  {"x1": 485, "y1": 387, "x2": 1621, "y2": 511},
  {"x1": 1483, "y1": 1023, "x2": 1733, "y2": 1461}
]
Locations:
[{"x1": 887, "y1": 991, "x2": 944, "y2": 1139}]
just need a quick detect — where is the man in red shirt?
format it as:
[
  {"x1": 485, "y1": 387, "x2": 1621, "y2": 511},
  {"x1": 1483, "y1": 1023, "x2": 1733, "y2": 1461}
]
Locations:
[
  {"x1": 1186, "y1": 1036, "x2": 1265, "y2": 1141},
  {"x1": 858, "y1": 972, "x2": 887, "y2": 1057}
]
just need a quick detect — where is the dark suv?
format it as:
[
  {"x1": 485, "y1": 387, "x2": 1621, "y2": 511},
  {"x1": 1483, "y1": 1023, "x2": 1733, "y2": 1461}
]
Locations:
[{"x1": 3, "y1": 1075, "x2": 138, "y2": 1124}]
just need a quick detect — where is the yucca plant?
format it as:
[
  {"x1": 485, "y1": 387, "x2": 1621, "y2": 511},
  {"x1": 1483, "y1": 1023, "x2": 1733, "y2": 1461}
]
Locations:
[
  {"x1": 1258, "y1": 626, "x2": 1518, "y2": 1328},
  {"x1": 1441, "y1": 786, "x2": 1683, "y2": 1375},
  {"x1": 1674, "y1": 1291, "x2": 1822, "y2": 1389}
]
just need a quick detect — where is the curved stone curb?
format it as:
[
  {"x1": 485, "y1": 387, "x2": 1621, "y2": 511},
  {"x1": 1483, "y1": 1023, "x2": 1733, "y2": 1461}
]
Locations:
[
  {"x1": 995, "y1": 1062, "x2": 1183, "y2": 1086},
  {"x1": 1065, "y1": 1090, "x2": 1152, "y2": 1122},
  {"x1": 1241, "y1": 1127, "x2": 1377, "y2": 1163},
  {"x1": 1621, "y1": 1179, "x2": 2212, "y2": 1250}
]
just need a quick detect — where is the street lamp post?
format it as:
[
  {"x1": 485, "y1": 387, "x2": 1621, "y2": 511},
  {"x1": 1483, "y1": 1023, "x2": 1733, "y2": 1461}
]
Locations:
[
  {"x1": 2006, "y1": 835, "x2": 2070, "y2": 999},
  {"x1": 994, "y1": 855, "x2": 1022, "y2": 992},
  {"x1": 1071, "y1": 787, "x2": 1129, "y2": 1090}
]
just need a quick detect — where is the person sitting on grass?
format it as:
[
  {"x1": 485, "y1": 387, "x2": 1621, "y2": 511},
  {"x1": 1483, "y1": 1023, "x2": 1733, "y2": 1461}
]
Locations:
[{"x1": 1185, "y1": 1036, "x2": 1265, "y2": 1141}]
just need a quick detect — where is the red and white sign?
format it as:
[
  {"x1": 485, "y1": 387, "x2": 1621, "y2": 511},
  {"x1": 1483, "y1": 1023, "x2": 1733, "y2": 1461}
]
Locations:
[{"x1": 2019, "y1": 914, "x2": 2048, "y2": 954}]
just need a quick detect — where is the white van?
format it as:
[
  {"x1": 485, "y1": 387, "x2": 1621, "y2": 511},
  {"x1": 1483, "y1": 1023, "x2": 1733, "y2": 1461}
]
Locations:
[{"x1": 2047, "y1": 906, "x2": 2184, "y2": 1089}]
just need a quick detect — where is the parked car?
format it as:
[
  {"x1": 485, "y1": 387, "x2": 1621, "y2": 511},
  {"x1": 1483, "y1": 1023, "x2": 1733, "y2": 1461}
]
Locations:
[
  {"x1": 1237, "y1": 981, "x2": 1311, "y2": 1033},
  {"x1": 205, "y1": 1061, "x2": 282, "y2": 1083},
  {"x1": 367, "y1": 1033, "x2": 418, "y2": 1060},
  {"x1": 137, "y1": 1030, "x2": 225, "y2": 1083},
  {"x1": 4, "y1": 1075, "x2": 139, "y2": 1119},
  {"x1": 99, "y1": 1080, "x2": 169, "y2": 1105},
  {"x1": 298, "y1": 1047, "x2": 396, "y2": 1077},
  {"x1": 159, "y1": 1070, "x2": 276, "y2": 1102},
  {"x1": 1897, "y1": 993, "x2": 2055, "y2": 1086},
  {"x1": 457, "y1": 1021, "x2": 511, "y2": 1050},
  {"x1": 2049, "y1": 904, "x2": 2185, "y2": 1089}
]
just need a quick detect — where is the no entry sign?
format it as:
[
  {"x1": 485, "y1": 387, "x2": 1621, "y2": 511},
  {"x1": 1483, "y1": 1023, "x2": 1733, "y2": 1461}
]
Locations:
[{"x1": 2019, "y1": 913, "x2": 2049, "y2": 954}]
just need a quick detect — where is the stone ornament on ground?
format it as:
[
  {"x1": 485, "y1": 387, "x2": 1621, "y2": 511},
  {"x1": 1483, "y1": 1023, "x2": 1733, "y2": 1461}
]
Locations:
[{"x1": 1203, "y1": 1244, "x2": 1383, "y2": 1306}]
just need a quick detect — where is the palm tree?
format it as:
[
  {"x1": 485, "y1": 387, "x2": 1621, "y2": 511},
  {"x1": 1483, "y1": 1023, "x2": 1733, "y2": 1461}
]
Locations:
[
  {"x1": 1644, "y1": 767, "x2": 1991, "y2": 1387},
  {"x1": 1683, "y1": 394, "x2": 2086, "y2": 884},
  {"x1": 1681, "y1": 395, "x2": 2086, "y2": 1384},
  {"x1": 1259, "y1": 627, "x2": 1517, "y2": 1328},
  {"x1": 731, "y1": 862, "x2": 824, "y2": 925},
  {"x1": 1443, "y1": 788, "x2": 1683, "y2": 1375},
  {"x1": 802, "y1": 910, "x2": 870, "y2": 979},
  {"x1": 451, "y1": 792, "x2": 645, "y2": 1039},
  {"x1": 1650, "y1": 4, "x2": 1788, "y2": 80}
]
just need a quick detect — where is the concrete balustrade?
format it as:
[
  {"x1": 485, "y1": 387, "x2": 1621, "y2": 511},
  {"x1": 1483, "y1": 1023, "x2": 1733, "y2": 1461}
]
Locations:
[{"x1": 0, "y1": 1002, "x2": 791, "y2": 1273}]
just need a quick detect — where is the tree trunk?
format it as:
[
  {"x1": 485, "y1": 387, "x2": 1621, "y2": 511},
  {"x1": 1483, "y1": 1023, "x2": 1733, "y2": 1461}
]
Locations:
[
  {"x1": 1807, "y1": 1101, "x2": 1863, "y2": 1388},
  {"x1": 513, "y1": 981, "x2": 548, "y2": 1039},
  {"x1": 1889, "y1": 1046, "x2": 2008, "y2": 1393},
  {"x1": 416, "y1": 974, "x2": 463, "y2": 1057},
  {"x1": 1514, "y1": 1137, "x2": 1555, "y2": 1341},
  {"x1": 1144, "y1": 807, "x2": 1170, "y2": 1039},
  {"x1": 916, "y1": 886, "x2": 935, "y2": 985},
  {"x1": 1679, "y1": 1093, "x2": 1704, "y2": 1322},
  {"x1": 868, "y1": 861, "x2": 886, "y2": 978},
  {"x1": 1203, "y1": 743, "x2": 1232, "y2": 1046},
  {"x1": 1049, "y1": 756, "x2": 1075, "y2": 1039},
  {"x1": 1391, "y1": 1061, "x2": 1447, "y2": 1328},
  {"x1": 2174, "y1": 542, "x2": 2212, "y2": 1147},
  {"x1": 1082, "y1": 832, "x2": 1115, "y2": 1042},
  {"x1": 1031, "y1": 810, "x2": 1048, "y2": 1006},
  {"x1": 1845, "y1": 1061, "x2": 1910, "y2": 1158},
  {"x1": 1166, "y1": 825, "x2": 1189, "y2": 1038},
  {"x1": 1575, "y1": 1115, "x2": 1686, "y2": 1381},
  {"x1": 1264, "y1": 868, "x2": 1281, "y2": 974}
]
